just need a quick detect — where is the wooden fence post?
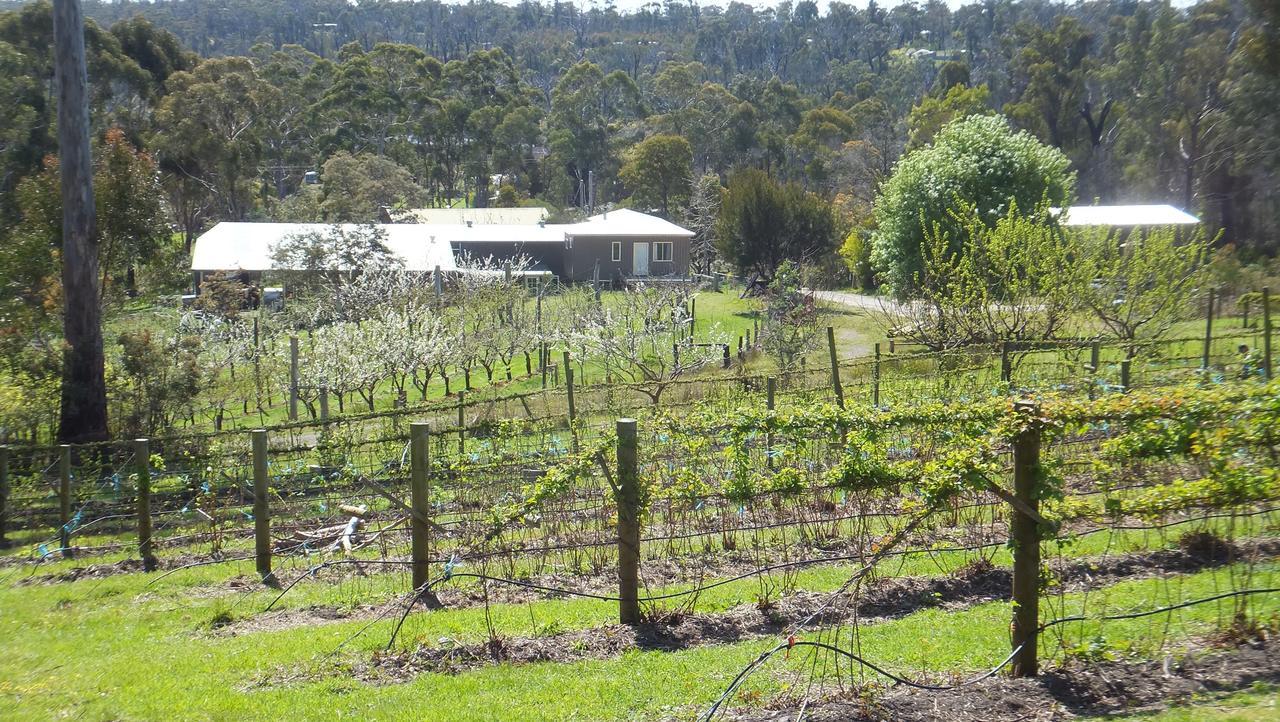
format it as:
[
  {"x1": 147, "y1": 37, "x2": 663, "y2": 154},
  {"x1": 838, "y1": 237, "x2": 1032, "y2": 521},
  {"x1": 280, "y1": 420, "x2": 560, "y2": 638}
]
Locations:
[
  {"x1": 722, "y1": 344, "x2": 731, "y2": 369},
  {"x1": 766, "y1": 377, "x2": 776, "y2": 470},
  {"x1": 433, "y1": 264, "x2": 443, "y2": 302},
  {"x1": 319, "y1": 387, "x2": 329, "y2": 420},
  {"x1": 1000, "y1": 341, "x2": 1012, "y2": 384},
  {"x1": 288, "y1": 335, "x2": 299, "y2": 421},
  {"x1": 1202, "y1": 287, "x2": 1215, "y2": 370},
  {"x1": 251, "y1": 429, "x2": 273, "y2": 583},
  {"x1": 134, "y1": 439, "x2": 156, "y2": 571},
  {"x1": 690, "y1": 297, "x2": 696, "y2": 338},
  {"x1": 889, "y1": 338, "x2": 895, "y2": 354},
  {"x1": 59, "y1": 444, "x2": 72, "y2": 558},
  {"x1": 0, "y1": 446, "x2": 8, "y2": 548},
  {"x1": 410, "y1": 422, "x2": 431, "y2": 591},
  {"x1": 616, "y1": 418, "x2": 641, "y2": 624},
  {"x1": 827, "y1": 326, "x2": 844, "y2": 408},
  {"x1": 1088, "y1": 340, "x2": 1101, "y2": 400},
  {"x1": 541, "y1": 341, "x2": 549, "y2": 389},
  {"x1": 1263, "y1": 287, "x2": 1273, "y2": 381},
  {"x1": 1010, "y1": 400, "x2": 1042, "y2": 678},
  {"x1": 457, "y1": 391, "x2": 466, "y2": 455},
  {"x1": 563, "y1": 350, "x2": 577, "y2": 428},
  {"x1": 873, "y1": 342, "x2": 882, "y2": 407},
  {"x1": 1120, "y1": 357, "x2": 1132, "y2": 393}
]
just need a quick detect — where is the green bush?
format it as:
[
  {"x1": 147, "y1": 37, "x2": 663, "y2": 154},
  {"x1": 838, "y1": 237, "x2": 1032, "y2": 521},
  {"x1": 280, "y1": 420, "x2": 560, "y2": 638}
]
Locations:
[{"x1": 870, "y1": 114, "x2": 1074, "y2": 297}]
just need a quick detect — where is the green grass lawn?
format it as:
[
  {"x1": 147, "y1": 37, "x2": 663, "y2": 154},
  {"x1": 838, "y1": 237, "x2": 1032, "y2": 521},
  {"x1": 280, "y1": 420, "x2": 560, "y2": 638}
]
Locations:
[{"x1": 2, "y1": 510, "x2": 1276, "y2": 721}]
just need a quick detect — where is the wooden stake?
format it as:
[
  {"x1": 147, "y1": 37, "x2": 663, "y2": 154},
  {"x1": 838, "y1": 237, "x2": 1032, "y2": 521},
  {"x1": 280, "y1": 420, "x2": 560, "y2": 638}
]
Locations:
[
  {"x1": 457, "y1": 391, "x2": 466, "y2": 455},
  {"x1": 1010, "y1": 400, "x2": 1042, "y2": 678},
  {"x1": 135, "y1": 439, "x2": 156, "y2": 571},
  {"x1": 616, "y1": 418, "x2": 640, "y2": 624},
  {"x1": 59, "y1": 445, "x2": 72, "y2": 558},
  {"x1": 1202, "y1": 287, "x2": 1215, "y2": 370},
  {"x1": 410, "y1": 422, "x2": 431, "y2": 590},
  {"x1": 251, "y1": 430, "x2": 272, "y2": 583},
  {"x1": 288, "y1": 335, "x2": 299, "y2": 421},
  {"x1": 1262, "y1": 287, "x2": 1273, "y2": 381},
  {"x1": 827, "y1": 326, "x2": 844, "y2": 408},
  {"x1": 873, "y1": 342, "x2": 881, "y2": 407}
]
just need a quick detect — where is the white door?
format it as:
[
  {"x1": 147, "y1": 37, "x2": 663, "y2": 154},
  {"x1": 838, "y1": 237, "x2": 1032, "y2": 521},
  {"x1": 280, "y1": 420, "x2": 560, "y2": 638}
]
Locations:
[{"x1": 632, "y1": 242, "x2": 650, "y2": 276}]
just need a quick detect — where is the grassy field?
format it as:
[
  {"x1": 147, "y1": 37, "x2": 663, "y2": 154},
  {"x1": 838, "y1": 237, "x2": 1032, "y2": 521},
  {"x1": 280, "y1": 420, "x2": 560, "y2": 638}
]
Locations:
[{"x1": 2, "y1": 509, "x2": 1277, "y2": 720}]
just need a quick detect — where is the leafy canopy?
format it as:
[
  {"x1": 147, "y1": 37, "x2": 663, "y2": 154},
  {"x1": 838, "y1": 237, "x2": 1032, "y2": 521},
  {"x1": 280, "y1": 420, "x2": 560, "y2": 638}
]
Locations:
[
  {"x1": 870, "y1": 114, "x2": 1075, "y2": 298},
  {"x1": 716, "y1": 168, "x2": 837, "y2": 281}
]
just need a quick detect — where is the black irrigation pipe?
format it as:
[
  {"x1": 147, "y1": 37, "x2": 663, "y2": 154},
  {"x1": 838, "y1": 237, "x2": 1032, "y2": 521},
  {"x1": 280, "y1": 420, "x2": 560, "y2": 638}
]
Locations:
[
  {"x1": 265, "y1": 558, "x2": 415, "y2": 610},
  {"x1": 144, "y1": 555, "x2": 256, "y2": 586},
  {"x1": 1040, "y1": 587, "x2": 1280, "y2": 631},
  {"x1": 700, "y1": 641, "x2": 1028, "y2": 721}
]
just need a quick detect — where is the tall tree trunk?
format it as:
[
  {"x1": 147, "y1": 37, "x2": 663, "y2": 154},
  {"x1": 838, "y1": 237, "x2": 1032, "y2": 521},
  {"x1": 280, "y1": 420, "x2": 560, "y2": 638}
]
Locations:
[{"x1": 54, "y1": 0, "x2": 108, "y2": 444}]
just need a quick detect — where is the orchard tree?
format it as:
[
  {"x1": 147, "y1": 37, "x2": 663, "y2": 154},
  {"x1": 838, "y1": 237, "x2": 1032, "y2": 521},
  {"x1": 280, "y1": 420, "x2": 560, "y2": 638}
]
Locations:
[
  {"x1": 870, "y1": 114, "x2": 1074, "y2": 298},
  {"x1": 760, "y1": 261, "x2": 826, "y2": 370},
  {"x1": 877, "y1": 202, "x2": 1084, "y2": 350},
  {"x1": 1078, "y1": 226, "x2": 1213, "y2": 351},
  {"x1": 619, "y1": 134, "x2": 693, "y2": 218},
  {"x1": 716, "y1": 168, "x2": 837, "y2": 282}
]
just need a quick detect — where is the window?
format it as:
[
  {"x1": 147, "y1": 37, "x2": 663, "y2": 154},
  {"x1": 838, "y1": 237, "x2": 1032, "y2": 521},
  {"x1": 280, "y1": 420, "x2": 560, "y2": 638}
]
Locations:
[
  {"x1": 653, "y1": 242, "x2": 673, "y2": 262},
  {"x1": 611, "y1": 241, "x2": 621, "y2": 262}
]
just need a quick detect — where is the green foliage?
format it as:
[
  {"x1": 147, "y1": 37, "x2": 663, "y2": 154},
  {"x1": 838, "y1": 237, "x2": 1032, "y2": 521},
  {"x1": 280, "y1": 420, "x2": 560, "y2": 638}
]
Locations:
[
  {"x1": 870, "y1": 115, "x2": 1075, "y2": 298},
  {"x1": 318, "y1": 151, "x2": 428, "y2": 222},
  {"x1": 906, "y1": 83, "x2": 993, "y2": 150},
  {"x1": 759, "y1": 261, "x2": 825, "y2": 371},
  {"x1": 896, "y1": 200, "x2": 1083, "y2": 349},
  {"x1": 111, "y1": 328, "x2": 203, "y2": 436},
  {"x1": 1076, "y1": 225, "x2": 1213, "y2": 344},
  {"x1": 618, "y1": 133, "x2": 693, "y2": 218},
  {"x1": 716, "y1": 168, "x2": 837, "y2": 280}
]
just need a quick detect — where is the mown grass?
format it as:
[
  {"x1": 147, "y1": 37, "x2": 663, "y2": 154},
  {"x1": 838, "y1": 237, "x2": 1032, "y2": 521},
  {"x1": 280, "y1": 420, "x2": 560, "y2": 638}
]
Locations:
[{"x1": 2, "y1": 513, "x2": 1277, "y2": 720}]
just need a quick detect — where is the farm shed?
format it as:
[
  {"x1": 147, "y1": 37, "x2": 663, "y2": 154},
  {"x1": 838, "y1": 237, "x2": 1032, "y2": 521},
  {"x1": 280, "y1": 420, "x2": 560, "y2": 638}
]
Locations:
[
  {"x1": 1052, "y1": 204, "x2": 1200, "y2": 226},
  {"x1": 189, "y1": 222, "x2": 459, "y2": 290}
]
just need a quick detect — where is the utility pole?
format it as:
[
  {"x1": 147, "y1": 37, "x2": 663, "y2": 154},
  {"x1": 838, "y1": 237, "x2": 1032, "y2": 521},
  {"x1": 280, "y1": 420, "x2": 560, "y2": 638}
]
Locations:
[{"x1": 53, "y1": 0, "x2": 107, "y2": 444}]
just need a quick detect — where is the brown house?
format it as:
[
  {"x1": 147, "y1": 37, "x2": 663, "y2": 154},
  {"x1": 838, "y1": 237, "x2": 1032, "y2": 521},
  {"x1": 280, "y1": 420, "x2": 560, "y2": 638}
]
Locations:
[{"x1": 449, "y1": 208, "x2": 695, "y2": 284}]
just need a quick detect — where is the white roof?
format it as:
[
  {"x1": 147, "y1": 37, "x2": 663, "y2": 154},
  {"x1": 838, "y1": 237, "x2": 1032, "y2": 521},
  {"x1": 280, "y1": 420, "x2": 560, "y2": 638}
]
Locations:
[
  {"x1": 191, "y1": 223, "x2": 459, "y2": 272},
  {"x1": 191, "y1": 209, "x2": 692, "y2": 272},
  {"x1": 564, "y1": 208, "x2": 695, "y2": 237},
  {"x1": 436, "y1": 224, "x2": 566, "y2": 244},
  {"x1": 1053, "y1": 204, "x2": 1200, "y2": 226},
  {"x1": 391, "y1": 207, "x2": 549, "y2": 225}
]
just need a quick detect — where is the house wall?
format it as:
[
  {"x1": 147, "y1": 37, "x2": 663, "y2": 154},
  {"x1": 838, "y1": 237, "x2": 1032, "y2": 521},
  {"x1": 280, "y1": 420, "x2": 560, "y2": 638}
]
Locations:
[
  {"x1": 450, "y1": 241, "x2": 569, "y2": 278},
  {"x1": 565, "y1": 235, "x2": 690, "y2": 283}
]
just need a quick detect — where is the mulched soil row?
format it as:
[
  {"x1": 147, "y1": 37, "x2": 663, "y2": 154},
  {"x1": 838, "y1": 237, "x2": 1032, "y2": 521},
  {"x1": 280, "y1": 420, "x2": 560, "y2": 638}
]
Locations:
[{"x1": 739, "y1": 638, "x2": 1280, "y2": 721}]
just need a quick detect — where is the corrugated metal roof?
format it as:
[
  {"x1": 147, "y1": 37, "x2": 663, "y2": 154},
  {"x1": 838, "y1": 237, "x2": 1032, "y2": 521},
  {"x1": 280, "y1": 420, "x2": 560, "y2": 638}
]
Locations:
[
  {"x1": 1052, "y1": 204, "x2": 1200, "y2": 226},
  {"x1": 439, "y1": 224, "x2": 566, "y2": 244},
  {"x1": 191, "y1": 209, "x2": 695, "y2": 272},
  {"x1": 564, "y1": 208, "x2": 695, "y2": 237},
  {"x1": 390, "y1": 207, "x2": 550, "y2": 225},
  {"x1": 190, "y1": 223, "x2": 459, "y2": 272}
]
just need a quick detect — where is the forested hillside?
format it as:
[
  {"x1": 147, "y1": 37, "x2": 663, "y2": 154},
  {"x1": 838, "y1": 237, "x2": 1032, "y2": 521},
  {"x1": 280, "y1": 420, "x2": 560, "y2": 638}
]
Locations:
[{"x1": 1, "y1": 0, "x2": 1277, "y2": 281}]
